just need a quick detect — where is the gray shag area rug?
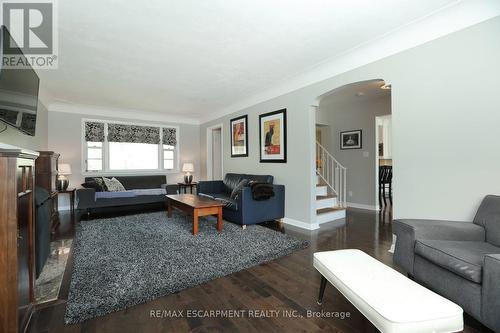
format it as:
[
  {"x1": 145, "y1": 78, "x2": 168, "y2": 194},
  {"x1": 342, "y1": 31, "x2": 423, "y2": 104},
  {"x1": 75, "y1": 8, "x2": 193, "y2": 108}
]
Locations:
[{"x1": 65, "y1": 211, "x2": 308, "y2": 324}]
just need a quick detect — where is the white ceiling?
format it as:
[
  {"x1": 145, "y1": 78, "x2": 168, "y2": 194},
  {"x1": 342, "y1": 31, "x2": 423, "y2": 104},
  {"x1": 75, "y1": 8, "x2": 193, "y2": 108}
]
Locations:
[
  {"x1": 38, "y1": 0, "x2": 498, "y2": 123},
  {"x1": 319, "y1": 79, "x2": 391, "y2": 109}
]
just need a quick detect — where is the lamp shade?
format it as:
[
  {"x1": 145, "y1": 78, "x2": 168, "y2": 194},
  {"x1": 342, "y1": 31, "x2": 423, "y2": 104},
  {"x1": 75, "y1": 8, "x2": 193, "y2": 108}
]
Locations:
[
  {"x1": 182, "y1": 163, "x2": 194, "y2": 173},
  {"x1": 58, "y1": 163, "x2": 72, "y2": 175}
]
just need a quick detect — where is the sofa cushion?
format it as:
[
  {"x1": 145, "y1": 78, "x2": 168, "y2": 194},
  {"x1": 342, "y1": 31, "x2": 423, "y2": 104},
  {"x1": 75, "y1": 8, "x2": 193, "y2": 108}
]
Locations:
[
  {"x1": 223, "y1": 173, "x2": 243, "y2": 193},
  {"x1": 212, "y1": 193, "x2": 238, "y2": 211},
  {"x1": 415, "y1": 240, "x2": 500, "y2": 283},
  {"x1": 473, "y1": 195, "x2": 500, "y2": 247}
]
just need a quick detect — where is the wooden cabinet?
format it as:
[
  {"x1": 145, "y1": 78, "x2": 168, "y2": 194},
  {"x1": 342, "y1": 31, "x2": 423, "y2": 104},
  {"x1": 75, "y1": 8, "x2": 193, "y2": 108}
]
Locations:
[
  {"x1": 0, "y1": 148, "x2": 38, "y2": 333},
  {"x1": 35, "y1": 151, "x2": 59, "y2": 231}
]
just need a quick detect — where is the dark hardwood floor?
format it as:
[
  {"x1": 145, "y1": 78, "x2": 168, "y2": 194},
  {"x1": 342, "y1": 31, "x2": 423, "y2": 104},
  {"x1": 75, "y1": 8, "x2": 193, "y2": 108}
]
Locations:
[{"x1": 29, "y1": 208, "x2": 491, "y2": 333}]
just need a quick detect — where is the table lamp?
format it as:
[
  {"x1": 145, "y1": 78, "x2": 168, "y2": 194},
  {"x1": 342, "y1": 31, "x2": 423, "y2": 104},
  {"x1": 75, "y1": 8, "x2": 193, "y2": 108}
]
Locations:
[
  {"x1": 182, "y1": 163, "x2": 194, "y2": 184},
  {"x1": 57, "y1": 163, "x2": 72, "y2": 190}
]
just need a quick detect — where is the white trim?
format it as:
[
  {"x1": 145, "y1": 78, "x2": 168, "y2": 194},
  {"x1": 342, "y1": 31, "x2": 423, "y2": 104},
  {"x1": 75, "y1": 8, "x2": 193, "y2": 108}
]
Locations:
[
  {"x1": 80, "y1": 118, "x2": 180, "y2": 175},
  {"x1": 206, "y1": 123, "x2": 224, "y2": 180},
  {"x1": 347, "y1": 202, "x2": 379, "y2": 211},
  {"x1": 375, "y1": 116, "x2": 381, "y2": 214},
  {"x1": 49, "y1": 102, "x2": 200, "y2": 125},
  {"x1": 309, "y1": 106, "x2": 319, "y2": 228},
  {"x1": 282, "y1": 217, "x2": 319, "y2": 230},
  {"x1": 199, "y1": 0, "x2": 500, "y2": 124}
]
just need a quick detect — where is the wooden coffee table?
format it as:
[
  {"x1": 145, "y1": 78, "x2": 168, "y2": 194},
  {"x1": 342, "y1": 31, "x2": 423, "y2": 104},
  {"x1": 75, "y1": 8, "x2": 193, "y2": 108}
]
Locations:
[{"x1": 166, "y1": 194, "x2": 224, "y2": 235}]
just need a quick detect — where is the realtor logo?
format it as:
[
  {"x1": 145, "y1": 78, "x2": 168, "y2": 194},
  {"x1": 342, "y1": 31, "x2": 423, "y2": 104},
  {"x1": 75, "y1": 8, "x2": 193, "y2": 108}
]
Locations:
[{"x1": 1, "y1": 0, "x2": 58, "y2": 69}]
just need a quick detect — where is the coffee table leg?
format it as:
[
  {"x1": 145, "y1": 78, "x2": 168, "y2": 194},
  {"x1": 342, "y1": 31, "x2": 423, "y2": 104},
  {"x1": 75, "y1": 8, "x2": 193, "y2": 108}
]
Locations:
[
  {"x1": 217, "y1": 207, "x2": 223, "y2": 232},
  {"x1": 193, "y1": 209, "x2": 199, "y2": 235},
  {"x1": 167, "y1": 199, "x2": 172, "y2": 218}
]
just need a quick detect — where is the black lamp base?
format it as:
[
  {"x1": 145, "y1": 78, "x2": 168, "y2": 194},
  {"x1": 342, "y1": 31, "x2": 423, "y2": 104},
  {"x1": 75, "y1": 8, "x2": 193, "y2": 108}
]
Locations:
[
  {"x1": 184, "y1": 175, "x2": 193, "y2": 184},
  {"x1": 57, "y1": 178, "x2": 69, "y2": 191}
]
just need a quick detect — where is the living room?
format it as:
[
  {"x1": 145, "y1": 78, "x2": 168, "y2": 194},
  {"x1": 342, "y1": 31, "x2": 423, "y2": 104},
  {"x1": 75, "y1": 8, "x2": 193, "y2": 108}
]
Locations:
[{"x1": 1, "y1": 1, "x2": 500, "y2": 332}]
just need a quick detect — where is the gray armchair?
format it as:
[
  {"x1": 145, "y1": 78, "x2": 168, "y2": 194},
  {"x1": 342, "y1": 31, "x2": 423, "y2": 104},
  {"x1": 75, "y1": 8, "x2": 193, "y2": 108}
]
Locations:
[{"x1": 393, "y1": 195, "x2": 500, "y2": 332}]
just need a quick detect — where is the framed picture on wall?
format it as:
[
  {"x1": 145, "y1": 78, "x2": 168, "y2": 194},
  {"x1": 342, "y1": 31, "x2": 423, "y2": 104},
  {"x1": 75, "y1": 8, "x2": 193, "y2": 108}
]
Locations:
[
  {"x1": 230, "y1": 115, "x2": 248, "y2": 157},
  {"x1": 259, "y1": 109, "x2": 287, "y2": 163},
  {"x1": 340, "y1": 129, "x2": 362, "y2": 149}
]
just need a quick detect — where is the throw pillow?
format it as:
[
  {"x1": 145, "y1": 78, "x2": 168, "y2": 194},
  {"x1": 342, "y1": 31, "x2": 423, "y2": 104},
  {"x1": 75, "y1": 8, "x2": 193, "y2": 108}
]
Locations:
[
  {"x1": 81, "y1": 181, "x2": 104, "y2": 192},
  {"x1": 230, "y1": 179, "x2": 249, "y2": 200},
  {"x1": 103, "y1": 177, "x2": 126, "y2": 192},
  {"x1": 92, "y1": 177, "x2": 107, "y2": 192}
]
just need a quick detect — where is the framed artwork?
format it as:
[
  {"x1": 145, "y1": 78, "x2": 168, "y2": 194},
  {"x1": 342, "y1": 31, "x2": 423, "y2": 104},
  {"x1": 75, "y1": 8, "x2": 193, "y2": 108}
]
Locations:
[
  {"x1": 230, "y1": 115, "x2": 248, "y2": 157},
  {"x1": 340, "y1": 130, "x2": 362, "y2": 150},
  {"x1": 259, "y1": 109, "x2": 287, "y2": 163}
]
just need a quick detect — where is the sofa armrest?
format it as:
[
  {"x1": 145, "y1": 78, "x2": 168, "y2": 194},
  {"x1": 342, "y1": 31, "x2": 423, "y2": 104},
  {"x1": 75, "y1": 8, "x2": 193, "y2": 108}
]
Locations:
[
  {"x1": 76, "y1": 188, "x2": 96, "y2": 210},
  {"x1": 483, "y1": 254, "x2": 500, "y2": 332},
  {"x1": 197, "y1": 180, "x2": 224, "y2": 194},
  {"x1": 161, "y1": 184, "x2": 178, "y2": 195},
  {"x1": 238, "y1": 184, "x2": 285, "y2": 224},
  {"x1": 393, "y1": 219, "x2": 485, "y2": 275}
]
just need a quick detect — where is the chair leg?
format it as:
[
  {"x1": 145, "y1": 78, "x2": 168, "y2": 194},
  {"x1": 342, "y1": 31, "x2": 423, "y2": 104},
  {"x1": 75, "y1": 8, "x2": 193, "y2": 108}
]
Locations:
[
  {"x1": 382, "y1": 184, "x2": 387, "y2": 206},
  {"x1": 241, "y1": 225, "x2": 246, "y2": 230},
  {"x1": 378, "y1": 184, "x2": 383, "y2": 208},
  {"x1": 389, "y1": 182, "x2": 393, "y2": 205},
  {"x1": 317, "y1": 276, "x2": 327, "y2": 305}
]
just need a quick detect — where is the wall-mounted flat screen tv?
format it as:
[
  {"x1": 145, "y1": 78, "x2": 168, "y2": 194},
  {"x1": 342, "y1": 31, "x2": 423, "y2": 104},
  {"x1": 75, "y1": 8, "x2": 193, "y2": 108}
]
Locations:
[{"x1": 0, "y1": 26, "x2": 40, "y2": 136}]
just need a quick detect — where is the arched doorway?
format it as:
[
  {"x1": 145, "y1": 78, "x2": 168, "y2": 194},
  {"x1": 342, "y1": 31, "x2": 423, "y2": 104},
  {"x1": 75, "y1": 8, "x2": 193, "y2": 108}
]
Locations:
[{"x1": 310, "y1": 79, "x2": 392, "y2": 225}]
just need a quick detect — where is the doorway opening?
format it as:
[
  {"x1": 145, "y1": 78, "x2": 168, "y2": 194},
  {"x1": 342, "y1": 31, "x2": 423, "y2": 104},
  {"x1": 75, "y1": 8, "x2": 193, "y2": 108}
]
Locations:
[
  {"x1": 206, "y1": 124, "x2": 224, "y2": 180},
  {"x1": 313, "y1": 79, "x2": 392, "y2": 218},
  {"x1": 376, "y1": 114, "x2": 393, "y2": 212}
]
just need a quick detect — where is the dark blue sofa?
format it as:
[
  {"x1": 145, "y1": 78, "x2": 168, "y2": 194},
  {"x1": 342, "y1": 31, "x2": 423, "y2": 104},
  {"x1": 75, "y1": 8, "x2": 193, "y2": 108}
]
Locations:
[
  {"x1": 197, "y1": 173, "x2": 285, "y2": 226},
  {"x1": 76, "y1": 175, "x2": 177, "y2": 217}
]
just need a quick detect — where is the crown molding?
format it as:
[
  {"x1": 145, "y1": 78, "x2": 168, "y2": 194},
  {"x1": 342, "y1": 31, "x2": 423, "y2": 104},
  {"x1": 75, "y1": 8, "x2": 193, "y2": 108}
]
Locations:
[
  {"x1": 199, "y1": 0, "x2": 500, "y2": 124},
  {"x1": 48, "y1": 102, "x2": 200, "y2": 125}
]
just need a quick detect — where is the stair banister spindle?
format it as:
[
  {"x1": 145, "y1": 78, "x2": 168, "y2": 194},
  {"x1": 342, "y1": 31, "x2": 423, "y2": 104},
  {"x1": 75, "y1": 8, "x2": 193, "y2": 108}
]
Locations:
[{"x1": 316, "y1": 141, "x2": 347, "y2": 206}]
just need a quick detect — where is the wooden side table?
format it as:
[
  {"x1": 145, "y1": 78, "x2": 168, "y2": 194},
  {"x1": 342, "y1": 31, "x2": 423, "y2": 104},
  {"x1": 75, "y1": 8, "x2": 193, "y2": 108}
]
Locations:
[
  {"x1": 177, "y1": 182, "x2": 198, "y2": 194},
  {"x1": 58, "y1": 188, "x2": 76, "y2": 214}
]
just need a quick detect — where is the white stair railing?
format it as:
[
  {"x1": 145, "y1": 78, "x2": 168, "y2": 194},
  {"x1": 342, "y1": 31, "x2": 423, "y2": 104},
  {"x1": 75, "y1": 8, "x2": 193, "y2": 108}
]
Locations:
[{"x1": 316, "y1": 141, "x2": 347, "y2": 207}]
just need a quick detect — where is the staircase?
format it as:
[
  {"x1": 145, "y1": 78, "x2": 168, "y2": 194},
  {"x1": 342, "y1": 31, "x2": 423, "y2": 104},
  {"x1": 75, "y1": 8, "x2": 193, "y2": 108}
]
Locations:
[{"x1": 316, "y1": 142, "x2": 347, "y2": 223}]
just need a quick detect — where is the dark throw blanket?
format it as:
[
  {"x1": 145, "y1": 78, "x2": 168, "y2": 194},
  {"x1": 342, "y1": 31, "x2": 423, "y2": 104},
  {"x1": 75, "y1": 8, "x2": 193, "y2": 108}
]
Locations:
[{"x1": 250, "y1": 181, "x2": 275, "y2": 200}]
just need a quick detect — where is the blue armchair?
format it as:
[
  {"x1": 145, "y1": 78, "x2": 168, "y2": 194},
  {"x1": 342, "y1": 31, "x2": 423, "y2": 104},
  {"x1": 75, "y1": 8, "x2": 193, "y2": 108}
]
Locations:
[{"x1": 197, "y1": 173, "x2": 285, "y2": 226}]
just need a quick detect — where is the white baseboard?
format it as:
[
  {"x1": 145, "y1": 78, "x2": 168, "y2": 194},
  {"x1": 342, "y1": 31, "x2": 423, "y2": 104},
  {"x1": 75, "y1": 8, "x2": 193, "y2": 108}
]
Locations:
[
  {"x1": 347, "y1": 202, "x2": 379, "y2": 211},
  {"x1": 282, "y1": 217, "x2": 319, "y2": 230}
]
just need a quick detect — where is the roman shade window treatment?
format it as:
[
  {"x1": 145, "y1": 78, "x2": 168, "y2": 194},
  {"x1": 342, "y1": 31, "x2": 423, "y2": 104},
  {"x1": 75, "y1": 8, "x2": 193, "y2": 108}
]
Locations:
[
  {"x1": 107, "y1": 124, "x2": 160, "y2": 144},
  {"x1": 85, "y1": 122, "x2": 105, "y2": 142},
  {"x1": 84, "y1": 121, "x2": 177, "y2": 146},
  {"x1": 162, "y1": 127, "x2": 177, "y2": 146}
]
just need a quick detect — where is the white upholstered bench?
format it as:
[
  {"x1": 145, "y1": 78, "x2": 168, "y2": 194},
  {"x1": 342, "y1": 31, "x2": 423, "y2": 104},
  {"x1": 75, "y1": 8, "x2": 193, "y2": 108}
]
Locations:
[{"x1": 313, "y1": 249, "x2": 463, "y2": 333}]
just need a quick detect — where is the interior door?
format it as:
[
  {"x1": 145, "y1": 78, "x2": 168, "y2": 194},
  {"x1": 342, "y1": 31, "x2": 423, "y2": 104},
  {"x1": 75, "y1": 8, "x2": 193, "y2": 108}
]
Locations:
[{"x1": 212, "y1": 128, "x2": 222, "y2": 180}]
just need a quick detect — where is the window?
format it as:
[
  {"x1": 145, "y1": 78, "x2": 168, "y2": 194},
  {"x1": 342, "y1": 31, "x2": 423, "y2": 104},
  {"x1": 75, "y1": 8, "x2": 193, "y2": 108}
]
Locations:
[
  {"x1": 86, "y1": 142, "x2": 103, "y2": 171},
  {"x1": 109, "y1": 142, "x2": 159, "y2": 170},
  {"x1": 83, "y1": 120, "x2": 178, "y2": 173},
  {"x1": 163, "y1": 145, "x2": 175, "y2": 170}
]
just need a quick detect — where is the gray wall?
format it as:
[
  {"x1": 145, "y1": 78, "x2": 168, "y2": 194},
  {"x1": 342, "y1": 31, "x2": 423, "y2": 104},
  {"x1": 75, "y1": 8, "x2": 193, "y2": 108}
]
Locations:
[
  {"x1": 317, "y1": 95, "x2": 391, "y2": 208},
  {"x1": 48, "y1": 111, "x2": 200, "y2": 208},
  {"x1": 200, "y1": 17, "x2": 500, "y2": 225},
  {"x1": 0, "y1": 101, "x2": 48, "y2": 151}
]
